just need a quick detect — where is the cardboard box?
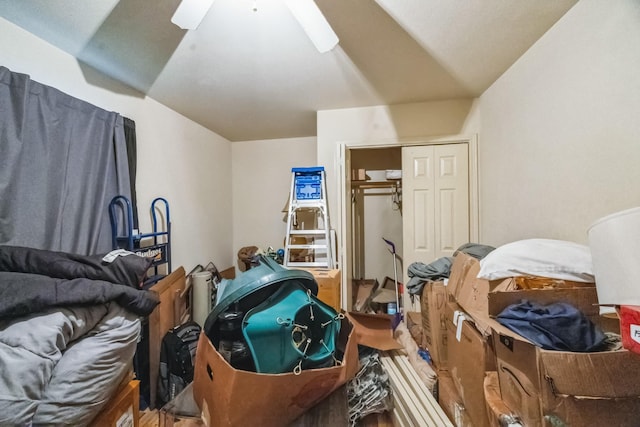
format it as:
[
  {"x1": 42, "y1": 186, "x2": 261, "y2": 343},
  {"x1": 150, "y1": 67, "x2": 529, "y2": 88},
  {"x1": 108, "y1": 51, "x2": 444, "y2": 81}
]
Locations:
[
  {"x1": 436, "y1": 370, "x2": 473, "y2": 427},
  {"x1": 192, "y1": 313, "x2": 400, "y2": 427},
  {"x1": 490, "y1": 294, "x2": 640, "y2": 427},
  {"x1": 296, "y1": 268, "x2": 341, "y2": 312},
  {"x1": 351, "y1": 168, "x2": 366, "y2": 181},
  {"x1": 405, "y1": 311, "x2": 423, "y2": 347},
  {"x1": 91, "y1": 380, "x2": 140, "y2": 427},
  {"x1": 483, "y1": 372, "x2": 520, "y2": 427},
  {"x1": 351, "y1": 278, "x2": 378, "y2": 312},
  {"x1": 453, "y1": 252, "x2": 599, "y2": 337},
  {"x1": 448, "y1": 251, "x2": 640, "y2": 426},
  {"x1": 420, "y1": 280, "x2": 448, "y2": 369},
  {"x1": 346, "y1": 311, "x2": 403, "y2": 351},
  {"x1": 445, "y1": 302, "x2": 495, "y2": 427},
  {"x1": 444, "y1": 252, "x2": 478, "y2": 302}
]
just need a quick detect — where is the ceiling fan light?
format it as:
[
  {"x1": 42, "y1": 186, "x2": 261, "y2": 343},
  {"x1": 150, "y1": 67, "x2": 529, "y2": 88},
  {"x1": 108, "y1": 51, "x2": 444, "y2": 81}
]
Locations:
[
  {"x1": 284, "y1": 0, "x2": 339, "y2": 53},
  {"x1": 171, "y1": 0, "x2": 216, "y2": 30}
]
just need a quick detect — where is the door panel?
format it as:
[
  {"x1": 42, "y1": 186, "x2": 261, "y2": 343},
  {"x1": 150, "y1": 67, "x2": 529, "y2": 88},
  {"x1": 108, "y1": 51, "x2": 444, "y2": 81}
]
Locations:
[
  {"x1": 439, "y1": 188, "x2": 456, "y2": 252},
  {"x1": 435, "y1": 144, "x2": 469, "y2": 259},
  {"x1": 402, "y1": 143, "x2": 469, "y2": 311},
  {"x1": 403, "y1": 147, "x2": 435, "y2": 263},
  {"x1": 413, "y1": 189, "x2": 431, "y2": 250}
]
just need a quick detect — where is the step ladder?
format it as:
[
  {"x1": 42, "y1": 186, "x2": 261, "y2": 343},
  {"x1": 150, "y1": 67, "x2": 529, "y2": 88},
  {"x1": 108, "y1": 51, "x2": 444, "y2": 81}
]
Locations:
[{"x1": 284, "y1": 167, "x2": 334, "y2": 269}]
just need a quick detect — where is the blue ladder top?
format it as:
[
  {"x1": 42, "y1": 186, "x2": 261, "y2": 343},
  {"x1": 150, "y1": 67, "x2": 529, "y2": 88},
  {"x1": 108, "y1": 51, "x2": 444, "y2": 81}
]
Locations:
[{"x1": 292, "y1": 166, "x2": 324, "y2": 173}]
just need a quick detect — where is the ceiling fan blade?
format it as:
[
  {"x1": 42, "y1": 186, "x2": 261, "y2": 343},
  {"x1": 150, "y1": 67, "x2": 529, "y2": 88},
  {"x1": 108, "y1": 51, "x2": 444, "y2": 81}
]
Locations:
[
  {"x1": 284, "y1": 0, "x2": 339, "y2": 53},
  {"x1": 171, "y1": 0, "x2": 216, "y2": 30}
]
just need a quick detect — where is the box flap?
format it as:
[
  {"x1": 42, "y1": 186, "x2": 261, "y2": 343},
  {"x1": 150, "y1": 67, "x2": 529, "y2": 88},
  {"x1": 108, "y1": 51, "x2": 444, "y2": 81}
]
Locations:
[
  {"x1": 483, "y1": 372, "x2": 518, "y2": 424},
  {"x1": 539, "y1": 348, "x2": 640, "y2": 398},
  {"x1": 352, "y1": 279, "x2": 378, "y2": 312},
  {"x1": 371, "y1": 287, "x2": 397, "y2": 304},
  {"x1": 452, "y1": 255, "x2": 495, "y2": 336},
  {"x1": 446, "y1": 252, "x2": 476, "y2": 300},
  {"x1": 488, "y1": 286, "x2": 599, "y2": 317},
  {"x1": 298, "y1": 267, "x2": 340, "y2": 280},
  {"x1": 346, "y1": 311, "x2": 403, "y2": 350}
]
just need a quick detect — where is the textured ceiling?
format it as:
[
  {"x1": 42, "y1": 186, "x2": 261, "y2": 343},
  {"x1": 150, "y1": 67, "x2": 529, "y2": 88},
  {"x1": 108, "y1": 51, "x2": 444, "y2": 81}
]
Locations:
[{"x1": 0, "y1": 0, "x2": 576, "y2": 141}]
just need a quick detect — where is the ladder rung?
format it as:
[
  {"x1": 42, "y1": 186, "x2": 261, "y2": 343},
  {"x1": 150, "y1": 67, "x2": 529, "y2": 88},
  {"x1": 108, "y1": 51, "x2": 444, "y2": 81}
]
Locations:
[
  {"x1": 286, "y1": 261, "x2": 331, "y2": 267},
  {"x1": 291, "y1": 201, "x2": 326, "y2": 207},
  {"x1": 289, "y1": 230, "x2": 326, "y2": 235},
  {"x1": 288, "y1": 244, "x2": 329, "y2": 250}
]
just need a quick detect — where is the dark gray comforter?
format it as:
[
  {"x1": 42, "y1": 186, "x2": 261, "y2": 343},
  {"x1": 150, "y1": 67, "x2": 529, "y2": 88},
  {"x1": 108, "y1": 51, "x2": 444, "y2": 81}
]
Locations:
[{"x1": 0, "y1": 271, "x2": 158, "y2": 319}]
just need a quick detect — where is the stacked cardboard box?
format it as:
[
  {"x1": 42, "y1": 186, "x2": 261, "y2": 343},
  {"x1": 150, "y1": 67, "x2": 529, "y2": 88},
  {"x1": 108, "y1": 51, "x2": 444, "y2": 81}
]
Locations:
[
  {"x1": 420, "y1": 280, "x2": 448, "y2": 369},
  {"x1": 419, "y1": 254, "x2": 487, "y2": 426},
  {"x1": 436, "y1": 252, "x2": 640, "y2": 427}
]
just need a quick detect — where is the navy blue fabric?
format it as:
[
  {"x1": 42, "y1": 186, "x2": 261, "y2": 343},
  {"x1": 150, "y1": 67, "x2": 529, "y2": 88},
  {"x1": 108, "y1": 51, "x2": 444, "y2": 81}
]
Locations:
[{"x1": 496, "y1": 300, "x2": 606, "y2": 352}]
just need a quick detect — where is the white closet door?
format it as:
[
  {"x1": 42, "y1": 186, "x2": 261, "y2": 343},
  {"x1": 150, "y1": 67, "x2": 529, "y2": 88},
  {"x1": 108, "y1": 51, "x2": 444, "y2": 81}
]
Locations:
[{"x1": 402, "y1": 144, "x2": 469, "y2": 311}]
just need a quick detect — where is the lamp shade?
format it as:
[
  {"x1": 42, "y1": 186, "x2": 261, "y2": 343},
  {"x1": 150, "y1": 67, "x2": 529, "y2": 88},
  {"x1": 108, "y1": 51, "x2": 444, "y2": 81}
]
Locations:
[{"x1": 588, "y1": 207, "x2": 640, "y2": 306}]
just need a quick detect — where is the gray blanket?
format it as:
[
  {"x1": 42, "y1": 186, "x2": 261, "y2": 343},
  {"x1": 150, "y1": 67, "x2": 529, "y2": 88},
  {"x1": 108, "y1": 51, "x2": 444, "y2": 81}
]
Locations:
[
  {"x1": 0, "y1": 302, "x2": 140, "y2": 426},
  {"x1": 0, "y1": 271, "x2": 158, "y2": 319},
  {"x1": 0, "y1": 246, "x2": 159, "y2": 425},
  {"x1": 406, "y1": 243, "x2": 496, "y2": 296}
]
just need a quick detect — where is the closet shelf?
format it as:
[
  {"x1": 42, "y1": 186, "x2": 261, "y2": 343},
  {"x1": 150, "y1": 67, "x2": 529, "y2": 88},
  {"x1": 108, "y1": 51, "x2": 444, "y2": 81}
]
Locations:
[{"x1": 352, "y1": 180, "x2": 400, "y2": 190}]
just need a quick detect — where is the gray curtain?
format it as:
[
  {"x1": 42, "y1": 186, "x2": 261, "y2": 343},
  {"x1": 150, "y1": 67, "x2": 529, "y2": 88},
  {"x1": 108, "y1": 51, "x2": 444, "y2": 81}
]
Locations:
[
  {"x1": 0, "y1": 66, "x2": 131, "y2": 255},
  {"x1": 123, "y1": 117, "x2": 139, "y2": 230}
]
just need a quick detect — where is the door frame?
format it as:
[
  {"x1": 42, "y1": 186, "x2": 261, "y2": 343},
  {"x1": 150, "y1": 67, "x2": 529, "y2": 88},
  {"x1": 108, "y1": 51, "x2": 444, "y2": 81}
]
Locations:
[{"x1": 337, "y1": 134, "x2": 480, "y2": 310}]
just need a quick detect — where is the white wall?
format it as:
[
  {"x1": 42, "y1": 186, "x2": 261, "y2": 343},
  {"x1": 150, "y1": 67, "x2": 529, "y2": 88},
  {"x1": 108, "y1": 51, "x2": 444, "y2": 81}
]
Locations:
[
  {"x1": 317, "y1": 99, "x2": 479, "y2": 307},
  {"x1": 318, "y1": 99, "x2": 479, "y2": 229},
  {"x1": 479, "y1": 0, "x2": 640, "y2": 246},
  {"x1": 362, "y1": 171, "x2": 403, "y2": 286},
  {"x1": 317, "y1": 99, "x2": 480, "y2": 257},
  {"x1": 1, "y1": 17, "x2": 234, "y2": 271},
  {"x1": 231, "y1": 136, "x2": 316, "y2": 262}
]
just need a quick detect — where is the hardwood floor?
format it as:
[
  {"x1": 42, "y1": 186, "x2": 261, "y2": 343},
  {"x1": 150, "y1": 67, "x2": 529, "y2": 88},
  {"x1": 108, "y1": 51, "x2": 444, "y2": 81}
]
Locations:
[
  {"x1": 139, "y1": 406, "x2": 393, "y2": 427},
  {"x1": 140, "y1": 408, "x2": 202, "y2": 427}
]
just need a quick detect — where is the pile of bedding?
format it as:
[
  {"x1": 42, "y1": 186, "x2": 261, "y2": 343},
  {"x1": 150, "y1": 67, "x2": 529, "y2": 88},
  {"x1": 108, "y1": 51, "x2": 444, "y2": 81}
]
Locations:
[{"x1": 0, "y1": 245, "x2": 159, "y2": 426}]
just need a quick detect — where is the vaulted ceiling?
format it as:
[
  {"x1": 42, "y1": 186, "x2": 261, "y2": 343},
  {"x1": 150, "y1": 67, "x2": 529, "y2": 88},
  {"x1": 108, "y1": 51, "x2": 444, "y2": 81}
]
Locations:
[{"x1": 0, "y1": 0, "x2": 577, "y2": 141}]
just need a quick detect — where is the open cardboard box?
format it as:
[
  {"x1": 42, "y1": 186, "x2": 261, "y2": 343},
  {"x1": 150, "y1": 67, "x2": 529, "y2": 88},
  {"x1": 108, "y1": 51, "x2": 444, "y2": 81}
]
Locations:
[
  {"x1": 487, "y1": 290, "x2": 640, "y2": 427},
  {"x1": 192, "y1": 312, "x2": 401, "y2": 427},
  {"x1": 451, "y1": 252, "x2": 600, "y2": 337},
  {"x1": 447, "y1": 251, "x2": 640, "y2": 426}
]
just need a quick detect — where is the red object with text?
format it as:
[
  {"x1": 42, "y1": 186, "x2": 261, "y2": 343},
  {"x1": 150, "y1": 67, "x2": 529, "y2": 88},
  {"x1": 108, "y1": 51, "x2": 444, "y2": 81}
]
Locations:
[{"x1": 619, "y1": 305, "x2": 640, "y2": 355}]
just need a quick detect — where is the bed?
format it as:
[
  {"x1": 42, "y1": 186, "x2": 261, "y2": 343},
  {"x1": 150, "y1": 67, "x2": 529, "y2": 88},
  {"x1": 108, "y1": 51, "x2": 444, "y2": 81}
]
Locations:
[{"x1": 0, "y1": 245, "x2": 159, "y2": 426}]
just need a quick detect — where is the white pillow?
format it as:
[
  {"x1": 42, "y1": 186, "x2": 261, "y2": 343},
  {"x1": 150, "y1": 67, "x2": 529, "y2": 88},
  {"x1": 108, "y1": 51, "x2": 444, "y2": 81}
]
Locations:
[{"x1": 478, "y1": 238, "x2": 595, "y2": 282}]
